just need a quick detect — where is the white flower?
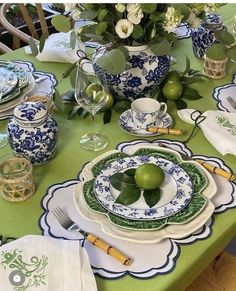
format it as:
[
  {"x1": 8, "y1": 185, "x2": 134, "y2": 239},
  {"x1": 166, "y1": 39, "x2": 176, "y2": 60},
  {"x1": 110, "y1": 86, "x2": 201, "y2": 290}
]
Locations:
[
  {"x1": 127, "y1": 10, "x2": 144, "y2": 25},
  {"x1": 64, "y1": 3, "x2": 77, "y2": 12},
  {"x1": 163, "y1": 7, "x2": 183, "y2": 33},
  {"x1": 115, "y1": 19, "x2": 134, "y2": 39},
  {"x1": 71, "y1": 9, "x2": 81, "y2": 21},
  {"x1": 115, "y1": 4, "x2": 126, "y2": 13},
  {"x1": 126, "y1": 4, "x2": 142, "y2": 13},
  {"x1": 186, "y1": 11, "x2": 201, "y2": 28}
]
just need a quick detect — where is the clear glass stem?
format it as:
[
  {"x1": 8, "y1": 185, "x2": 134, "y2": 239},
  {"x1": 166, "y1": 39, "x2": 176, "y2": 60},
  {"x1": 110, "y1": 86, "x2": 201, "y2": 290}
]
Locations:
[{"x1": 91, "y1": 111, "x2": 96, "y2": 139}]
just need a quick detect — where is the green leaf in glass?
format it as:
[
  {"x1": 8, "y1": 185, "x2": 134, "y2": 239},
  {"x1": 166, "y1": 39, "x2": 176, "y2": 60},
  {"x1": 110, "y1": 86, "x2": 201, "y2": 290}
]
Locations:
[
  {"x1": 96, "y1": 49, "x2": 126, "y2": 74},
  {"x1": 143, "y1": 188, "x2": 161, "y2": 208},
  {"x1": 206, "y1": 43, "x2": 226, "y2": 60},
  {"x1": 51, "y1": 15, "x2": 71, "y2": 33},
  {"x1": 115, "y1": 185, "x2": 141, "y2": 206}
]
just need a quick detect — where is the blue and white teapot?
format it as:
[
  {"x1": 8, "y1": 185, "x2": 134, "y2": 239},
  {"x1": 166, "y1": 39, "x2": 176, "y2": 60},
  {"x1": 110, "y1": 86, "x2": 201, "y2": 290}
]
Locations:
[{"x1": 7, "y1": 102, "x2": 58, "y2": 165}]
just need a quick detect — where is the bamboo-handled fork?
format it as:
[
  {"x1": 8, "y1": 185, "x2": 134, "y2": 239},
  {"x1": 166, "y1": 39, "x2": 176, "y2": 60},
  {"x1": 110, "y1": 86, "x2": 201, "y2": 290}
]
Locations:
[{"x1": 52, "y1": 207, "x2": 132, "y2": 266}]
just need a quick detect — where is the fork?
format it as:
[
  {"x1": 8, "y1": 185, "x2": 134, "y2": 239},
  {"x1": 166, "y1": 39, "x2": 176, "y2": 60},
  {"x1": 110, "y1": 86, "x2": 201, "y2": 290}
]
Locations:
[
  {"x1": 227, "y1": 96, "x2": 236, "y2": 110},
  {"x1": 53, "y1": 207, "x2": 132, "y2": 266}
]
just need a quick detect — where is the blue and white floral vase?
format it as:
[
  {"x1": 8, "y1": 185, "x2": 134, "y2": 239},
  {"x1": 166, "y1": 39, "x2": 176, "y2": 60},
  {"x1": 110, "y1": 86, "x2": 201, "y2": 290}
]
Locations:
[
  {"x1": 191, "y1": 13, "x2": 225, "y2": 58},
  {"x1": 7, "y1": 102, "x2": 58, "y2": 165},
  {"x1": 93, "y1": 45, "x2": 170, "y2": 101}
]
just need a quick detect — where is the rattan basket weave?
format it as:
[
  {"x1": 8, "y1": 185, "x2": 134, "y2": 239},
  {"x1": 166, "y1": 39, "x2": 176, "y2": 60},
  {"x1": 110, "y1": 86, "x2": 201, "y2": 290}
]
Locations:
[
  {"x1": 203, "y1": 56, "x2": 228, "y2": 79},
  {"x1": 0, "y1": 155, "x2": 36, "y2": 202}
]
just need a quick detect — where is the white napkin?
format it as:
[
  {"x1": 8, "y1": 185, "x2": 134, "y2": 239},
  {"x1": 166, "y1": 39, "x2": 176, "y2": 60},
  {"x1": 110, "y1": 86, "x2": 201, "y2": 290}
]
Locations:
[
  {"x1": 178, "y1": 109, "x2": 236, "y2": 156},
  {"x1": 25, "y1": 31, "x2": 85, "y2": 63},
  {"x1": 0, "y1": 235, "x2": 97, "y2": 291}
]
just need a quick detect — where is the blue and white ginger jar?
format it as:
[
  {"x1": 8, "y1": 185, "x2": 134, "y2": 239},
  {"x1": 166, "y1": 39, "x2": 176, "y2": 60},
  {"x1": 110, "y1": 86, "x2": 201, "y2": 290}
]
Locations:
[
  {"x1": 7, "y1": 102, "x2": 58, "y2": 165},
  {"x1": 191, "y1": 13, "x2": 225, "y2": 58},
  {"x1": 93, "y1": 45, "x2": 170, "y2": 101}
]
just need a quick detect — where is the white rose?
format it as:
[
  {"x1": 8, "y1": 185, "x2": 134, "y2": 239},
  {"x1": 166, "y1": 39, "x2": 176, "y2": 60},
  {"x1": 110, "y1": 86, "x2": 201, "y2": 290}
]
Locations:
[
  {"x1": 71, "y1": 8, "x2": 81, "y2": 21},
  {"x1": 64, "y1": 3, "x2": 77, "y2": 12},
  {"x1": 127, "y1": 11, "x2": 144, "y2": 25},
  {"x1": 115, "y1": 4, "x2": 126, "y2": 13},
  {"x1": 126, "y1": 4, "x2": 141, "y2": 13},
  {"x1": 115, "y1": 19, "x2": 134, "y2": 39}
]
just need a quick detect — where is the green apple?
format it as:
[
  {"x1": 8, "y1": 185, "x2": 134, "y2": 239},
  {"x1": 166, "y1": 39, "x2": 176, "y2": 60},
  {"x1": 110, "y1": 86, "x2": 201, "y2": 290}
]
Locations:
[{"x1": 94, "y1": 91, "x2": 114, "y2": 111}]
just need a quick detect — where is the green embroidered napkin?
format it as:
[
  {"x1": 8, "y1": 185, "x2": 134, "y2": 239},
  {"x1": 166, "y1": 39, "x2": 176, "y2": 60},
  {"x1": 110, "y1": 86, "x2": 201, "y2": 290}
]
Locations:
[
  {"x1": 178, "y1": 109, "x2": 236, "y2": 156},
  {"x1": 0, "y1": 235, "x2": 97, "y2": 291}
]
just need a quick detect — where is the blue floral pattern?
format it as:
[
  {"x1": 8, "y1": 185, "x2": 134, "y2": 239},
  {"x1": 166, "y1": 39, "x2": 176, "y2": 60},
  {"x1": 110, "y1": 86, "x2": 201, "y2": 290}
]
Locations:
[
  {"x1": 94, "y1": 46, "x2": 170, "y2": 100},
  {"x1": 8, "y1": 103, "x2": 58, "y2": 165}
]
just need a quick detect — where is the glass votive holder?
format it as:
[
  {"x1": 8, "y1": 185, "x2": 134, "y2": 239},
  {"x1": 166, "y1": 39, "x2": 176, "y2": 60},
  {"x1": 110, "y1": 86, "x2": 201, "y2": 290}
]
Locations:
[
  {"x1": 24, "y1": 91, "x2": 53, "y2": 114},
  {"x1": 0, "y1": 154, "x2": 36, "y2": 202}
]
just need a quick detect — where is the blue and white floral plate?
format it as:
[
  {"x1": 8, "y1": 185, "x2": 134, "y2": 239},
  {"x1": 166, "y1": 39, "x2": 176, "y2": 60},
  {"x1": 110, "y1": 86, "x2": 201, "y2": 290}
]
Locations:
[
  {"x1": 0, "y1": 60, "x2": 57, "y2": 120},
  {"x1": 94, "y1": 155, "x2": 193, "y2": 220},
  {"x1": 118, "y1": 109, "x2": 173, "y2": 136}
]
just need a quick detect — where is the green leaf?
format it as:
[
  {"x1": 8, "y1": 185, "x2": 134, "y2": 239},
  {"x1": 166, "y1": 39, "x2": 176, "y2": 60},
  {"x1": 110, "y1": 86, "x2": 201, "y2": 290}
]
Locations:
[
  {"x1": 103, "y1": 109, "x2": 112, "y2": 124},
  {"x1": 174, "y1": 4, "x2": 191, "y2": 21},
  {"x1": 181, "y1": 76, "x2": 204, "y2": 86},
  {"x1": 206, "y1": 43, "x2": 226, "y2": 60},
  {"x1": 97, "y1": 8, "x2": 108, "y2": 21},
  {"x1": 226, "y1": 45, "x2": 236, "y2": 61},
  {"x1": 115, "y1": 185, "x2": 141, "y2": 206},
  {"x1": 68, "y1": 105, "x2": 81, "y2": 119},
  {"x1": 214, "y1": 30, "x2": 235, "y2": 45},
  {"x1": 62, "y1": 62, "x2": 78, "y2": 79},
  {"x1": 110, "y1": 172, "x2": 136, "y2": 191},
  {"x1": 29, "y1": 37, "x2": 38, "y2": 56},
  {"x1": 70, "y1": 30, "x2": 77, "y2": 50},
  {"x1": 124, "y1": 169, "x2": 136, "y2": 177},
  {"x1": 80, "y1": 9, "x2": 98, "y2": 20},
  {"x1": 175, "y1": 99, "x2": 187, "y2": 110},
  {"x1": 131, "y1": 25, "x2": 143, "y2": 39},
  {"x1": 51, "y1": 15, "x2": 71, "y2": 32},
  {"x1": 96, "y1": 49, "x2": 126, "y2": 74},
  {"x1": 143, "y1": 188, "x2": 161, "y2": 208},
  {"x1": 140, "y1": 4, "x2": 157, "y2": 13},
  {"x1": 95, "y1": 21, "x2": 107, "y2": 35},
  {"x1": 182, "y1": 87, "x2": 203, "y2": 100},
  {"x1": 116, "y1": 46, "x2": 129, "y2": 61},
  {"x1": 181, "y1": 57, "x2": 191, "y2": 77},
  {"x1": 53, "y1": 89, "x2": 64, "y2": 111},
  {"x1": 39, "y1": 33, "x2": 47, "y2": 53},
  {"x1": 149, "y1": 39, "x2": 172, "y2": 56}
]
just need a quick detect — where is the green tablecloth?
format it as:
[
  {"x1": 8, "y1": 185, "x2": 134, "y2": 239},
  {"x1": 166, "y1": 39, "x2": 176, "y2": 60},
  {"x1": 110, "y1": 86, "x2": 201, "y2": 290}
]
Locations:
[{"x1": 1, "y1": 4, "x2": 236, "y2": 291}]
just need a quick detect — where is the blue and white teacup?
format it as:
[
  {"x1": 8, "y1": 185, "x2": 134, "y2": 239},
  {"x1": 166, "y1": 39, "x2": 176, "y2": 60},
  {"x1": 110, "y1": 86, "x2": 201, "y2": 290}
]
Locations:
[{"x1": 131, "y1": 98, "x2": 167, "y2": 130}]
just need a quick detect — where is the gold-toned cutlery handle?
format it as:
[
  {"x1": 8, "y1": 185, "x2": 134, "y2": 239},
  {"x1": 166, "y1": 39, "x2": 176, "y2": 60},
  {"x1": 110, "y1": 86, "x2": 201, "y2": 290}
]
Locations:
[
  {"x1": 148, "y1": 127, "x2": 183, "y2": 136},
  {"x1": 195, "y1": 159, "x2": 236, "y2": 181},
  {"x1": 86, "y1": 233, "x2": 132, "y2": 266}
]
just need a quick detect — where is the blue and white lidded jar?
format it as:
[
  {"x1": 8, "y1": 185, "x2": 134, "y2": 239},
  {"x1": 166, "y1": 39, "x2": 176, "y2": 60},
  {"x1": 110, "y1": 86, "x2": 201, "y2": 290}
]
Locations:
[
  {"x1": 7, "y1": 102, "x2": 58, "y2": 165},
  {"x1": 191, "y1": 13, "x2": 225, "y2": 58}
]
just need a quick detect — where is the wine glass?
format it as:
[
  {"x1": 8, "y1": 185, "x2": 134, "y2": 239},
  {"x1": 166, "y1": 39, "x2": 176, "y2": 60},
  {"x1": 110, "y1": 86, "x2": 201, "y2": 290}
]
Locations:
[
  {"x1": 74, "y1": 61, "x2": 109, "y2": 151},
  {"x1": 0, "y1": 78, "x2": 8, "y2": 148}
]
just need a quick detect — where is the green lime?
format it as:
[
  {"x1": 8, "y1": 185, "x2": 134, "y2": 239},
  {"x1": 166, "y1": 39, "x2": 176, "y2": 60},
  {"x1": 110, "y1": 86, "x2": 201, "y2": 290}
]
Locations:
[
  {"x1": 162, "y1": 81, "x2": 183, "y2": 101},
  {"x1": 85, "y1": 83, "x2": 103, "y2": 96},
  {"x1": 94, "y1": 91, "x2": 114, "y2": 111},
  {"x1": 134, "y1": 163, "x2": 165, "y2": 190},
  {"x1": 166, "y1": 70, "x2": 181, "y2": 82}
]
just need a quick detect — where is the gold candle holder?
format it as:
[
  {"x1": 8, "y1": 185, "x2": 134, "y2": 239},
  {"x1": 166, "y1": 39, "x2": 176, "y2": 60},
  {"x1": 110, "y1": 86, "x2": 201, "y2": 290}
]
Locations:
[{"x1": 0, "y1": 155, "x2": 36, "y2": 202}]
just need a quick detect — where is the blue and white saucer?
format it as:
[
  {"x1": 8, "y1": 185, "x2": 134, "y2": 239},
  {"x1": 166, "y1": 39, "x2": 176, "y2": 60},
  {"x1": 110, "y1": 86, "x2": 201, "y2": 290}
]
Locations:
[{"x1": 118, "y1": 109, "x2": 173, "y2": 137}]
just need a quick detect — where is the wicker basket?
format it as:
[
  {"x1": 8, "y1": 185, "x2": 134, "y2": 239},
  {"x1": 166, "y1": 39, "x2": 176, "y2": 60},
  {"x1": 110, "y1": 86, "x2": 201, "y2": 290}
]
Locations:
[
  {"x1": 0, "y1": 155, "x2": 36, "y2": 202},
  {"x1": 203, "y1": 56, "x2": 228, "y2": 79}
]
